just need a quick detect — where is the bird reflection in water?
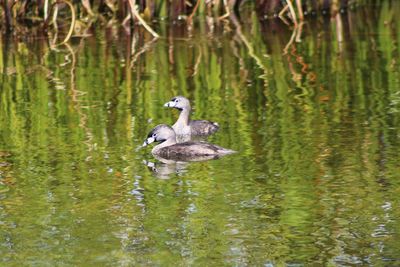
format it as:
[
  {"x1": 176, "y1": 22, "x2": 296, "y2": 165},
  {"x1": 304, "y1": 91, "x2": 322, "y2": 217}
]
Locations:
[{"x1": 143, "y1": 153, "x2": 228, "y2": 179}]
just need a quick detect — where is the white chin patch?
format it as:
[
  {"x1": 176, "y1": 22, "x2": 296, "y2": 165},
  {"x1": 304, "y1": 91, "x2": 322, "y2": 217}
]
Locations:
[
  {"x1": 164, "y1": 101, "x2": 176, "y2": 108},
  {"x1": 143, "y1": 137, "x2": 155, "y2": 147}
]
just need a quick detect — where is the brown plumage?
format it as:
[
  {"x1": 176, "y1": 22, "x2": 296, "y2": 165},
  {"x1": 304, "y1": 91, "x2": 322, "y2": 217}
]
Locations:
[{"x1": 142, "y1": 124, "x2": 235, "y2": 161}]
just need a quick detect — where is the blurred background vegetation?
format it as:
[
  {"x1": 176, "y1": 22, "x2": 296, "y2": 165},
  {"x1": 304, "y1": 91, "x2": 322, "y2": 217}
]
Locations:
[{"x1": 0, "y1": 0, "x2": 386, "y2": 36}]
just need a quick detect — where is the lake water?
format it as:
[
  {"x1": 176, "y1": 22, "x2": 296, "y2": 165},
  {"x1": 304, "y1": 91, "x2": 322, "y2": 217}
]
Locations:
[{"x1": 1, "y1": 3, "x2": 400, "y2": 266}]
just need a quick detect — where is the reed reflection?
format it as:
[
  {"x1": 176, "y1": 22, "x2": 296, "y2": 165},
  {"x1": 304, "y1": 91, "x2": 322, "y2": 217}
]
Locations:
[{"x1": 0, "y1": 3, "x2": 400, "y2": 266}]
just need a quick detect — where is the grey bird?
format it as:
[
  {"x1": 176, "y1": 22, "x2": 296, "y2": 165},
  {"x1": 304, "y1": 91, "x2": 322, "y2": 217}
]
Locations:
[
  {"x1": 164, "y1": 96, "x2": 219, "y2": 137},
  {"x1": 143, "y1": 124, "x2": 235, "y2": 161}
]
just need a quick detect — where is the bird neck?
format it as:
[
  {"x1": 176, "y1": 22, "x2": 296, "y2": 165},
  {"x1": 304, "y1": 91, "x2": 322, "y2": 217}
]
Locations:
[{"x1": 176, "y1": 107, "x2": 191, "y2": 126}]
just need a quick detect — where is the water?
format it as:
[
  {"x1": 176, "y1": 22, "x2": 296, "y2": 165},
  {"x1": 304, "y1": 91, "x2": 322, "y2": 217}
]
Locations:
[{"x1": 1, "y1": 3, "x2": 400, "y2": 266}]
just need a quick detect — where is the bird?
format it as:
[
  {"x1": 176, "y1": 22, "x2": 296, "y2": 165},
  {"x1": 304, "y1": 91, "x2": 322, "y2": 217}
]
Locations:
[
  {"x1": 164, "y1": 96, "x2": 219, "y2": 137},
  {"x1": 142, "y1": 124, "x2": 235, "y2": 161}
]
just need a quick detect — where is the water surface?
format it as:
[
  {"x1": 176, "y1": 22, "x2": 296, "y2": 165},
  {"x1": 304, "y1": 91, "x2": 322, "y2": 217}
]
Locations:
[{"x1": 1, "y1": 3, "x2": 400, "y2": 266}]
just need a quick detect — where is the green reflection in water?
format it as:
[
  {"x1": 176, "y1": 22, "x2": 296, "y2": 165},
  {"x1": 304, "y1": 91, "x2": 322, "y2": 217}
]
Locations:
[{"x1": 1, "y1": 4, "x2": 400, "y2": 266}]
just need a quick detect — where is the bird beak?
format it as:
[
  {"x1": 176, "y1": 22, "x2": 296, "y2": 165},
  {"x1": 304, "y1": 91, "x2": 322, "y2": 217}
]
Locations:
[
  {"x1": 164, "y1": 101, "x2": 175, "y2": 108},
  {"x1": 142, "y1": 137, "x2": 155, "y2": 147}
]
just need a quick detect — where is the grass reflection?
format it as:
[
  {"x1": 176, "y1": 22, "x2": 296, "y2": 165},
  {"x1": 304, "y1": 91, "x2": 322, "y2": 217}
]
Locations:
[{"x1": 1, "y1": 3, "x2": 400, "y2": 266}]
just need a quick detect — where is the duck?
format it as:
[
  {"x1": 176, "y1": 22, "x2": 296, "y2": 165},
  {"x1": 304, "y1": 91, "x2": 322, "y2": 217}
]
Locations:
[
  {"x1": 164, "y1": 96, "x2": 219, "y2": 136},
  {"x1": 142, "y1": 124, "x2": 235, "y2": 161}
]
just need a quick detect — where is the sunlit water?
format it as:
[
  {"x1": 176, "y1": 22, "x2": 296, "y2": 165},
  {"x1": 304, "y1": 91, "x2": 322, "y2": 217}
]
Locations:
[{"x1": 1, "y1": 3, "x2": 400, "y2": 266}]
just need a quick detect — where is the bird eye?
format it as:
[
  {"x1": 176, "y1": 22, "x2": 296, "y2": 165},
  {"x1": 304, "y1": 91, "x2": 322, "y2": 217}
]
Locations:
[
  {"x1": 152, "y1": 133, "x2": 157, "y2": 137},
  {"x1": 175, "y1": 99, "x2": 179, "y2": 102}
]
